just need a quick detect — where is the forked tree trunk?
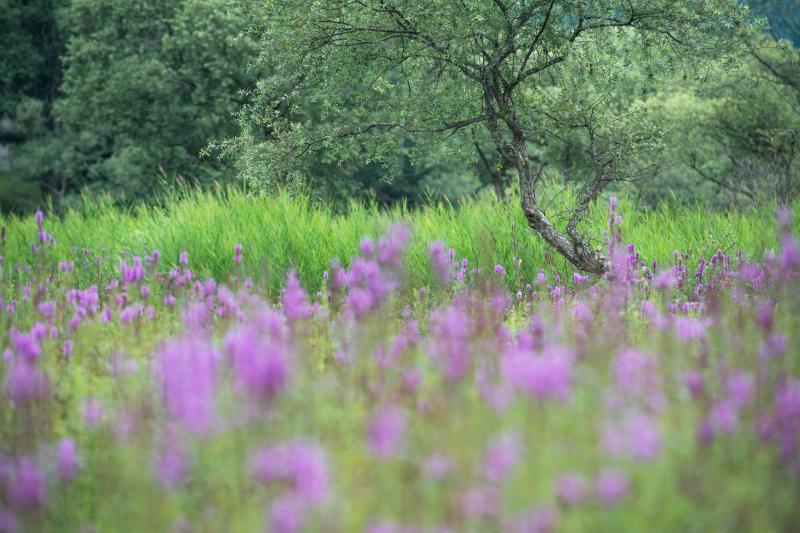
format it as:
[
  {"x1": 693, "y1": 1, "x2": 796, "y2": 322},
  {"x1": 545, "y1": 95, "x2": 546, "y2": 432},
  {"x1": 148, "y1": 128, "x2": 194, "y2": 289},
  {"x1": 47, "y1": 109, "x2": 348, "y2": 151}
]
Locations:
[
  {"x1": 486, "y1": 100, "x2": 609, "y2": 275},
  {"x1": 519, "y1": 185, "x2": 609, "y2": 274}
]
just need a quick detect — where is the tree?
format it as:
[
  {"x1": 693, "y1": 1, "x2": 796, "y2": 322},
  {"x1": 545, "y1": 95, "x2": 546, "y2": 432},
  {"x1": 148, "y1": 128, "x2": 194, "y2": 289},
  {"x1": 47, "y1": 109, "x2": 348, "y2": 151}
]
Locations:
[
  {"x1": 0, "y1": 0, "x2": 66, "y2": 211},
  {"x1": 231, "y1": 0, "x2": 751, "y2": 273},
  {"x1": 5, "y1": 0, "x2": 259, "y2": 207},
  {"x1": 0, "y1": 0, "x2": 65, "y2": 122},
  {"x1": 627, "y1": 1, "x2": 799, "y2": 206}
]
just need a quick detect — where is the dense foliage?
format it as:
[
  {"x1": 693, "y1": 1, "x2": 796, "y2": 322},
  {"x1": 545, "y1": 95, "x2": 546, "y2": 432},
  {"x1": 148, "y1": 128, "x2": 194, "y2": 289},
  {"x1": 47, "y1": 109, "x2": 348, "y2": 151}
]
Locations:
[
  {"x1": 1, "y1": 0, "x2": 257, "y2": 211},
  {"x1": 0, "y1": 0, "x2": 798, "y2": 213},
  {"x1": 637, "y1": 3, "x2": 800, "y2": 204}
]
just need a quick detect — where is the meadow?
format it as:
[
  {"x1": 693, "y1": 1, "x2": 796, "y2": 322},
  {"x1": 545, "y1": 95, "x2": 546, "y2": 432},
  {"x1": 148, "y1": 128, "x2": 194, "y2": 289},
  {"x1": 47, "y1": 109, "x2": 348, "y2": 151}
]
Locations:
[
  {"x1": 0, "y1": 192, "x2": 798, "y2": 532},
  {"x1": 0, "y1": 188, "x2": 793, "y2": 296}
]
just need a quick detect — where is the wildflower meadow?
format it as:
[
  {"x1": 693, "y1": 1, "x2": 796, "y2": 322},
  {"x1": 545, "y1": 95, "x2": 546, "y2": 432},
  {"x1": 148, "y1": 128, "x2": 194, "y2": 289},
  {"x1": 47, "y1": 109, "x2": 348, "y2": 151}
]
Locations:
[{"x1": 0, "y1": 195, "x2": 799, "y2": 532}]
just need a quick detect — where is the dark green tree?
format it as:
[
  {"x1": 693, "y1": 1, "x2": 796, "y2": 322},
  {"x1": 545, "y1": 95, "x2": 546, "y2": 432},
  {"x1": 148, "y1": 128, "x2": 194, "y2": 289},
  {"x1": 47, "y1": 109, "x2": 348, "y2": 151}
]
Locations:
[
  {"x1": 7, "y1": 0, "x2": 258, "y2": 207},
  {"x1": 0, "y1": 0, "x2": 66, "y2": 211},
  {"x1": 0, "y1": 0, "x2": 64, "y2": 121}
]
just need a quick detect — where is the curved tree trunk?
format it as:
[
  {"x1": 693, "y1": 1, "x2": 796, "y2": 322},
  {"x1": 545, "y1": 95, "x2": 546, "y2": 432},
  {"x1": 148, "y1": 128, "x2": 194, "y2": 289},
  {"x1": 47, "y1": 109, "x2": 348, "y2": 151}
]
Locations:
[
  {"x1": 519, "y1": 184, "x2": 609, "y2": 275},
  {"x1": 514, "y1": 148, "x2": 608, "y2": 275},
  {"x1": 485, "y1": 94, "x2": 608, "y2": 275}
]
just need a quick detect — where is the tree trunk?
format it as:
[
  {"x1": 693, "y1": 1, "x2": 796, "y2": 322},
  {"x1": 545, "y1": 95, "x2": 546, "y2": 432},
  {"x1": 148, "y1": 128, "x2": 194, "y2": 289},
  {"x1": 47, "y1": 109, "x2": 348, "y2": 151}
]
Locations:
[
  {"x1": 485, "y1": 94, "x2": 608, "y2": 275},
  {"x1": 515, "y1": 151, "x2": 608, "y2": 274},
  {"x1": 519, "y1": 187, "x2": 609, "y2": 274}
]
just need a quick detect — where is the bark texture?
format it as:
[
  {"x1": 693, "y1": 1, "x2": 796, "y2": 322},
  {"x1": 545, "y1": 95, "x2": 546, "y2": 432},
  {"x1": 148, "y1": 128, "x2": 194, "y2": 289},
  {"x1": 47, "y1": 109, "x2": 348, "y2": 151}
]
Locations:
[{"x1": 484, "y1": 90, "x2": 609, "y2": 274}]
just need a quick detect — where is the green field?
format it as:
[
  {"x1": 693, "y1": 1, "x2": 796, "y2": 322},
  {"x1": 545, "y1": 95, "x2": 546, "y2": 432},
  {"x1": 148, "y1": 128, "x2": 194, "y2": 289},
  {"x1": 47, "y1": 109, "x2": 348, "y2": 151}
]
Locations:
[{"x1": 2, "y1": 187, "x2": 795, "y2": 296}]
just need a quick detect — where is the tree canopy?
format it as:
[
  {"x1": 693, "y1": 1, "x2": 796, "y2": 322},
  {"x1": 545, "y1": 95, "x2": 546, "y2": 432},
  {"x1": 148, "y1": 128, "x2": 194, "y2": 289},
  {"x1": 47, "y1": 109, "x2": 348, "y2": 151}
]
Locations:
[
  {"x1": 228, "y1": 0, "x2": 753, "y2": 272},
  {"x1": 0, "y1": 0, "x2": 796, "y2": 238},
  {"x1": 1, "y1": 0, "x2": 258, "y2": 210}
]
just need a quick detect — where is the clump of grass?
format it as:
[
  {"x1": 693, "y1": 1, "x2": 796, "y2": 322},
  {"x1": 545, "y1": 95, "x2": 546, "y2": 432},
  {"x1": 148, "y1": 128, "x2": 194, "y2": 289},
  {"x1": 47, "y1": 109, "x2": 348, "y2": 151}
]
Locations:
[{"x1": 1, "y1": 187, "x2": 792, "y2": 297}]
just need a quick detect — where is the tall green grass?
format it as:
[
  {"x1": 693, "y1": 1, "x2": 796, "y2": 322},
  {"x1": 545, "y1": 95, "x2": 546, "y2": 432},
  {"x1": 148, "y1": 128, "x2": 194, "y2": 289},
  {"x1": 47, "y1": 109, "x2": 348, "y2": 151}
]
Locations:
[{"x1": 1, "y1": 186, "x2": 795, "y2": 295}]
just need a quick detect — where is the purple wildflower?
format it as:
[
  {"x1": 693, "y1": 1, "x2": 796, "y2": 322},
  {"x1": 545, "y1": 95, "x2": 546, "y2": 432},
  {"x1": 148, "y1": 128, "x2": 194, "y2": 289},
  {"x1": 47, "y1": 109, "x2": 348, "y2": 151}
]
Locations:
[
  {"x1": 673, "y1": 316, "x2": 709, "y2": 342},
  {"x1": 119, "y1": 257, "x2": 145, "y2": 284},
  {"x1": 460, "y1": 486, "x2": 500, "y2": 519},
  {"x1": 281, "y1": 269, "x2": 313, "y2": 322},
  {"x1": 682, "y1": 371, "x2": 705, "y2": 397},
  {"x1": 595, "y1": 468, "x2": 629, "y2": 505},
  {"x1": 119, "y1": 304, "x2": 143, "y2": 325},
  {"x1": 251, "y1": 440, "x2": 329, "y2": 505},
  {"x1": 156, "y1": 444, "x2": 186, "y2": 490},
  {"x1": 154, "y1": 335, "x2": 220, "y2": 434},
  {"x1": 709, "y1": 401, "x2": 739, "y2": 434},
  {"x1": 573, "y1": 272, "x2": 588, "y2": 285},
  {"x1": 422, "y1": 453, "x2": 454, "y2": 481},
  {"x1": 368, "y1": 406, "x2": 407, "y2": 458},
  {"x1": 772, "y1": 379, "x2": 800, "y2": 461},
  {"x1": 427, "y1": 306, "x2": 472, "y2": 381},
  {"x1": 376, "y1": 224, "x2": 410, "y2": 267},
  {"x1": 359, "y1": 238, "x2": 374, "y2": 259},
  {"x1": 9, "y1": 456, "x2": 46, "y2": 508},
  {"x1": 483, "y1": 432, "x2": 523, "y2": 484},
  {"x1": 502, "y1": 344, "x2": 574, "y2": 402},
  {"x1": 83, "y1": 397, "x2": 103, "y2": 427},
  {"x1": 6, "y1": 360, "x2": 49, "y2": 403},
  {"x1": 268, "y1": 495, "x2": 306, "y2": 533},
  {"x1": 613, "y1": 348, "x2": 659, "y2": 399},
  {"x1": 506, "y1": 505, "x2": 558, "y2": 533},
  {"x1": 401, "y1": 367, "x2": 423, "y2": 395},
  {"x1": 697, "y1": 419, "x2": 715, "y2": 443},
  {"x1": 573, "y1": 300, "x2": 593, "y2": 328},
  {"x1": 726, "y1": 371, "x2": 754, "y2": 409},
  {"x1": 756, "y1": 301, "x2": 774, "y2": 332},
  {"x1": 759, "y1": 334, "x2": 787, "y2": 360},
  {"x1": 556, "y1": 473, "x2": 589, "y2": 505},
  {"x1": 331, "y1": 266, "x2": 347, "y2": 290},
  {"x1": 37, "y1": 301, "x2": 55, "y2": 319},
  {"x1": 695, "y1": 257, "x2": 706, "y2": 280},
  {"x1": 225, "y1": 310, "x2": 292, "y2": 404},
  {"x1": 0, "y1": 508, "x2": 18, "y2": 533},
  {"x1": 603, "y1": 411, "x2": 662, "y2": 461},
  {"x1": 344, "y1": 257, "x2": 395, "y2": 318},
  {"x1": 10, "y1": 329, "x2": 41, "y2": 362},
  {"x1": 57, "y1": 438, "x2": 80, "y2": 483}
]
